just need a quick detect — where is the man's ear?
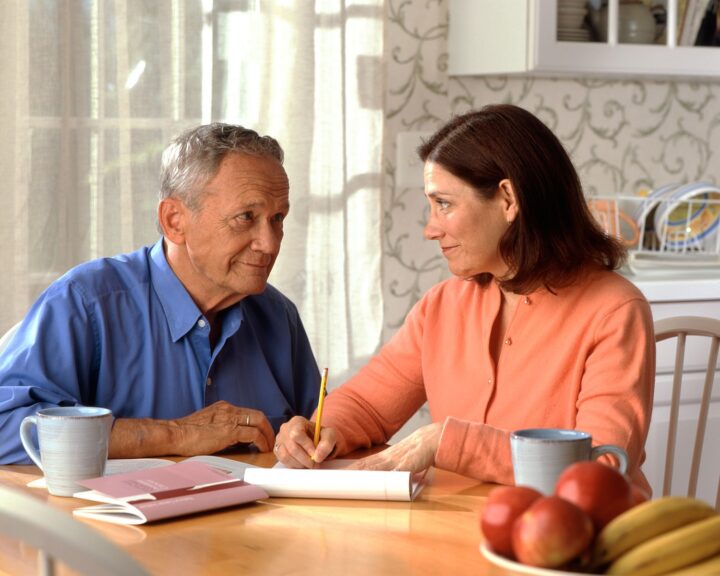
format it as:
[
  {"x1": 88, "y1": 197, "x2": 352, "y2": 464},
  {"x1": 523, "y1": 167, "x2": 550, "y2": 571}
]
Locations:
[
  {"x1": 158, "y1": 198, "x2": 187, "y2": 244},
  {"x1": 498, "y1": 179, "x2": 519, "y2": 224}
]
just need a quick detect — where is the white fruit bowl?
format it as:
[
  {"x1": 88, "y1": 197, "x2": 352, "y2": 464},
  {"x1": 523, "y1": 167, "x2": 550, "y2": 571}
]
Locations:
[{"x1": 480, "y1": 542, "x2": 589, "y2": 575}]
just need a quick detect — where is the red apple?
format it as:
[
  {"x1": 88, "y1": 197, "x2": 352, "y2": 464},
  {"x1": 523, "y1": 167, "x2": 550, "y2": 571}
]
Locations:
[
  {"x1": 512, "y1": 496, "x2": 594, "y2": 568},
  {"x1": 554, "y1": 461, "x2": 633, "y2": 531},
  {"x1": 479, "y1": 486, "x2": 543, "y2": 558}
]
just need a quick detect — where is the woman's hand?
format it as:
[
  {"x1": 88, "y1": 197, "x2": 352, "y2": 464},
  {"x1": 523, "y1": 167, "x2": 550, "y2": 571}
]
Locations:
[
  {"x1": 348, "y1": 422, "x2": 442, "y2": 473},
  {"x1": 274, "y1": 416, "x2": 337, "y2": 468}
]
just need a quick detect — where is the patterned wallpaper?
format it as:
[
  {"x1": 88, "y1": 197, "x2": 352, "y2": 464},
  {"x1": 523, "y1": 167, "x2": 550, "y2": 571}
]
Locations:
[
  {"x1": 381, "y1": 0, "x2": 720, "y2": 436},
  {"x1": 383, "y1": 0, "x2": 720, "y2": 337}
]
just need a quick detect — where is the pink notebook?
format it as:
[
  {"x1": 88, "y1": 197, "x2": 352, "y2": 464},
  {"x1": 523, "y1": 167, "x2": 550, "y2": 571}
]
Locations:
[{"x1": 72, "y1": 460, "x2": 268, "y2": 525}]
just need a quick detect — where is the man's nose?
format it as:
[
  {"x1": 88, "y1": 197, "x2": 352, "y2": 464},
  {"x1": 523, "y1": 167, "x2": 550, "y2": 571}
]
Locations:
[{"x1": 252, "y1": 220, "x2": 283, "y2": 253}]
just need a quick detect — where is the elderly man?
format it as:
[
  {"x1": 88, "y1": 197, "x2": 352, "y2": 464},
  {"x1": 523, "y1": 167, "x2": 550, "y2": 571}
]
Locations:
[{"x1": 0, "y1": 124, "x2": 320, "y2": 463}]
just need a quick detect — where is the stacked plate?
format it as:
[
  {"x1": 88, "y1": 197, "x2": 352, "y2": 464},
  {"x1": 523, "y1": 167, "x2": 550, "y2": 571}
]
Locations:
[
  {"x1": 558, "y1": 0, "x2": 591, "y2": 42},
  {"x1": 625, "y1": 182, "x2": 720, "y2": 275},
  {"x1": 655, "y1": 183, "x2": 720, "y2": 250},
  {"x1": 633, "y1": 182, "x2": 720, "y2": 251}
]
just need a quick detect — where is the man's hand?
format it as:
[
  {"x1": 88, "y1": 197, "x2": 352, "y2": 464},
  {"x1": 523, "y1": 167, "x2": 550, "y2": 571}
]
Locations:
[
  {"x1": 274, "y1": 416, "x2": 337, "y2": 468},
  {"x1": 348, "y1": 422, "x2": 442, "y2": 474},
  {"x1": 170, "y1": 401, "x2": 275, "y2": 454},
  {"x1": 109, "y1": 401, "x2": 275, "y2": 458}
]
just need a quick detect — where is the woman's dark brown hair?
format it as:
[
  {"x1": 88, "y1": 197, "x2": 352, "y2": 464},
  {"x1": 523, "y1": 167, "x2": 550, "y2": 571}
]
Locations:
[{"x1": 418, "y1": 104, "x2": 626, "y2": 293}]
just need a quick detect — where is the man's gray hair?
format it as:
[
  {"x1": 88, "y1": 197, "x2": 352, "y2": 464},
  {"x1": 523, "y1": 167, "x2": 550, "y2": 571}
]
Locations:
[{"x1": 159, "y1": 123, "x2": 284, "y2": 210}]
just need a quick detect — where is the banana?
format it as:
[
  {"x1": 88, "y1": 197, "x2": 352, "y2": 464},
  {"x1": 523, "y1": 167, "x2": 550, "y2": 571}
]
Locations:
[
  {"x1": 592, "y1": 496, "x2": 716, "y2": 566},
  {"x1": 664, "y1": 553, "x2": 720, "y2": 576},
  {"x1": 606, "y1": 514, "x2": 720, "y2": 575}
]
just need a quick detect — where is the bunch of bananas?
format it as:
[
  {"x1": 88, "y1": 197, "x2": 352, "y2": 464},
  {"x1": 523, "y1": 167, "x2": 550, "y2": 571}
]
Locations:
[{"x1": 591, "y1": 496, "x2": 720, "y2": 575}]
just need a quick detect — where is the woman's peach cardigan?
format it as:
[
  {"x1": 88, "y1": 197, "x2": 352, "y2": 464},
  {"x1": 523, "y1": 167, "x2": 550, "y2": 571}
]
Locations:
[{"x1": 321, "y1": 269, "x2": 655, "y2": 492}]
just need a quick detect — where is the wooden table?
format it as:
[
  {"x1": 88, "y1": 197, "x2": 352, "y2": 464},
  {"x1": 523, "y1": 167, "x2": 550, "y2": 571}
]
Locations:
[{"x1": 0, "y1": 453, "x2": 517, "y2": 575}]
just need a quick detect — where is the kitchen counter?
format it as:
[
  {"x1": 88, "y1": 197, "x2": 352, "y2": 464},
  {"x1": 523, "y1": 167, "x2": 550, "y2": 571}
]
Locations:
[{"x1": 622, "y1": 271, "x2": 720, "y2": 303}]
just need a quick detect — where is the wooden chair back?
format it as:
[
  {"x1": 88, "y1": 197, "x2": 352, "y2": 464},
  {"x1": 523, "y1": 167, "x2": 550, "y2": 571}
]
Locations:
[{"x1": 654, "y1": 315, "x2": 720, "y2": 511}]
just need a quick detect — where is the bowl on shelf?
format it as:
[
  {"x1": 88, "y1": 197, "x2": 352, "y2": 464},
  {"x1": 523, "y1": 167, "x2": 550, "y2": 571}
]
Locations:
[
  {"x1": 558, "y1": 0, "x2": 589, "y2": 8},
  {"x1": 558, "y1": 7, "x2": 588, "y2": 29},
  {"x1": 558, "y1": 27, "x2": 591, "y2": 42}
]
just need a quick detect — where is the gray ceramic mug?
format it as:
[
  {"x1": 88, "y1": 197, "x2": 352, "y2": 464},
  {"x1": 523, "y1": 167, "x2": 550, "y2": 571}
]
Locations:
[
  {"x1": 510, "y1": 428, "x2": 628, "y2": 495},
  {"x1": 20, "y1": 406, "x2": 113, "y2": 496}
]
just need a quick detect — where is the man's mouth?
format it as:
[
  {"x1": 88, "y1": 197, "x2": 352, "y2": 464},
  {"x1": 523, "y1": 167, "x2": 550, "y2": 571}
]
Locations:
[{"x1": 233, "y1": 258, "x2": 272, "y2": 271}]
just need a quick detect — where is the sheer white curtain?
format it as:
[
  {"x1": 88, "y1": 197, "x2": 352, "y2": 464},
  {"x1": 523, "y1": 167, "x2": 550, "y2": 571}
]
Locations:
[{"x1": 0, "y1": 0, "x2": 384, "y2": 389}]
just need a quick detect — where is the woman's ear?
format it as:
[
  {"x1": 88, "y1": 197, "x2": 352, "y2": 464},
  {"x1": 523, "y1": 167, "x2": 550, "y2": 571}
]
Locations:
[
  {"x1": 157, "y1": 198, "x2": 187, "y2": 244},
  {"x1": 498, "y1": 179, "x2": 519, "y2": 224}
]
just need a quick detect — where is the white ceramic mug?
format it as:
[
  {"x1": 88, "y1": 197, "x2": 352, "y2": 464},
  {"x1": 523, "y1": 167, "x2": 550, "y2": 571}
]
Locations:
[
  {"x1": 20, "y1": 406, "x2": 113, "y2": 496},
  {"x1": 510, "y1": 428, "x2": 628, "y2": 495}
]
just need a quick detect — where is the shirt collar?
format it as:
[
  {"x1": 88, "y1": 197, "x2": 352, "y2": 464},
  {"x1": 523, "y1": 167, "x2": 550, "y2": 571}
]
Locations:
[
  {"x1": 149, "y1": 238, "x2": 205, "y2": 342},
  {"x1": 149, "y1": 239, "x2": 245, "y2": 343}
]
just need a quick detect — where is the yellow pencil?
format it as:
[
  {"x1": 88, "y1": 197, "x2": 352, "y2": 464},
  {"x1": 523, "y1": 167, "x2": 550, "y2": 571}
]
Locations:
[{"x1": 313, "y1": 367, "x2": 329, "y2": 448}]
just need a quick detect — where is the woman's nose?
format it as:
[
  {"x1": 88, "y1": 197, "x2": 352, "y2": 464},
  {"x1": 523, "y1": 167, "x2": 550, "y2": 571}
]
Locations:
[{"x1": 424, "y1": 217, "x2": 441, "y2": 240}]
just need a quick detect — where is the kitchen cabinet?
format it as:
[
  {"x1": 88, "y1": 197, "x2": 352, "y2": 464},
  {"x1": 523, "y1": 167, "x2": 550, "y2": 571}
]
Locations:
[
  {"x1": 448, "y1": 0, "x2": 720, "y2": 78},
  {"x1": 628, "y1": 273, "x2": 720, "y2": 504}
]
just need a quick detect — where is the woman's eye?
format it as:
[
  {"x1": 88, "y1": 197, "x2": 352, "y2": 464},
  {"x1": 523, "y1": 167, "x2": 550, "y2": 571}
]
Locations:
[{"x1": 436, "y1": 199, "x2": 450, "y2": 209}]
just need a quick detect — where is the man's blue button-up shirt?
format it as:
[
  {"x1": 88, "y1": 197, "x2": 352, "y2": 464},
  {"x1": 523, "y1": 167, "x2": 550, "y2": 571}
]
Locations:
[{"x1": 0, "y1": 239, "x2": 320, "y2": 463}]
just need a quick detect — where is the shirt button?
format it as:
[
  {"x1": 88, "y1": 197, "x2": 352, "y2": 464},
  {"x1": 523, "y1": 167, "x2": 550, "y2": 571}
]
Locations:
[
  {"x1": 524, "y1": 297, "x2": 531, "y2": 305},
  {"x1": 206, "y1": 377, "x2": 212, "y2": 387},
  {"x1": 505, "y1": 337, "x2": 512, "y2": 345},
  {"x1": 488, "y1": 378, "x2": 493, "y2": 384},
  {"x1": 198, "y1": 319, "x2": 207, "y2": 328}
]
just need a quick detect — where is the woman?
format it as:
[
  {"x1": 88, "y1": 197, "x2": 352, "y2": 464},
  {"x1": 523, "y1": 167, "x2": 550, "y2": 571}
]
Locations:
[{"x1": 275, "y1": 104, "x2": 655, "y2": 491}]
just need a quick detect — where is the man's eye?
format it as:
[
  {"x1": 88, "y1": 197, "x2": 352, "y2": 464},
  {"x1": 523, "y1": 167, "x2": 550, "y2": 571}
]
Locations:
[
  {"x1": 273, "y1": 213, "x2": 286, "y2": 223},
  {"x1": 236, "y1": 212, "x2": 254, "y2": 222}
]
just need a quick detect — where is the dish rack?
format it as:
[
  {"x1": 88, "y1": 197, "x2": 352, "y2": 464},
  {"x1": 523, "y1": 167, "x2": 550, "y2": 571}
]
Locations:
[{"x1": 587, "y1": 183, "x2": 720, "y2": 276}]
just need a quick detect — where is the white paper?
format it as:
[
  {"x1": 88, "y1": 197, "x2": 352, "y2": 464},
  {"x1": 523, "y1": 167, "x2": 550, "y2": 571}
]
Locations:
[{"x1": 245, "y1": 461, "x2": 427, "y2": 501}]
